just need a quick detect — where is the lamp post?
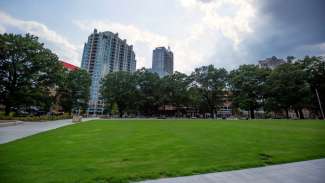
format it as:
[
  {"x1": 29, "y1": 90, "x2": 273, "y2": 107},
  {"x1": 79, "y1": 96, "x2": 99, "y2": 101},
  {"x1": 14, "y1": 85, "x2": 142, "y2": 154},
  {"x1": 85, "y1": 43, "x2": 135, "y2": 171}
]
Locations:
[{"x1": 315, "y1": 88, "x2": 325, "y2": 120}]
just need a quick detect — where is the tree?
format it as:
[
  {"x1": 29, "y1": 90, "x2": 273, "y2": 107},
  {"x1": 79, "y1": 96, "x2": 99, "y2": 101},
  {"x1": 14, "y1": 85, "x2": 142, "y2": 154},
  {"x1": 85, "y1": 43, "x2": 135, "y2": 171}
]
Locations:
[
  {"x1": 0, "y1": 33, "x2": 63, "y2": 115},
  {"x1": 134, "y1": 68, "x2": 161, "y2": 116},
  {"x1": 160, "y1": 71, "x2": 190, "y2": 107},
  {"x1": 190, "y1": 65, "x2": 228, "y2": 118},
  {"x1": 187, "y1": 86, "x2": 201, "y2": 109},
  {"x1": 111, "y1": 102, "x2": 119, "y2": 116},
  {"x1": 100, "y1": 71, "x2": 137, "y2": 117},
  {"x1": 229, "y1": 65, "x2": 270, "y2": 119},
  {"x1": 265, "y1": 63, "x2": 311, "y2": 119},
  {"x1": 298, "y1": 56, "x2": 325, "y2": 119},
  {"x1": 58, "y1": 69, "x2": 91, "y2": 114},
  {"x1": 286, "y1": 56, "x2": 295, "y2": 63}
]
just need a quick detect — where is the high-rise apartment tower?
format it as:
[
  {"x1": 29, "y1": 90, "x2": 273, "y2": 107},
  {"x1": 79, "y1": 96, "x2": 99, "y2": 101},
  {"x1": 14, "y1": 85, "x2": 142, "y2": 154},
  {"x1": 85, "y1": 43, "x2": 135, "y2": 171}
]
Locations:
[
  {"x1": 81, "y1": 29, "x2": 136, "y2": 114},
  {"x1": 152, "y1": 46, "x2": 173, "y2": 77}
]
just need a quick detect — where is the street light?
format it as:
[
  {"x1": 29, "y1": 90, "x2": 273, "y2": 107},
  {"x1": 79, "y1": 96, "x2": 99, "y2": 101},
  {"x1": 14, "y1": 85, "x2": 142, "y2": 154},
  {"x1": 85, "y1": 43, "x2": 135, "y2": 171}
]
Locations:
[{"x1": 315, "y1": 88, "x2": 325, "y2": 120}]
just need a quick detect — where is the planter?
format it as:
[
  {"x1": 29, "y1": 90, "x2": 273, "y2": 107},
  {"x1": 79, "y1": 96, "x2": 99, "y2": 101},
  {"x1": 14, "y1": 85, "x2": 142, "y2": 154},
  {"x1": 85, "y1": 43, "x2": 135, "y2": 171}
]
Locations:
[{"x1": 72, "y1": 115, "x2": 82, "y2": 123}]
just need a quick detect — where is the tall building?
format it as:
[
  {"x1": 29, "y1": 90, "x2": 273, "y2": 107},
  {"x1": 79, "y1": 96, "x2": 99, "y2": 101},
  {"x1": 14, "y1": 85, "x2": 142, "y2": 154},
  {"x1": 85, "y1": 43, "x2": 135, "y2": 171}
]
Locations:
[
  {"x1": 258, "y1": 56, "x2": 286, "y2": 69},
  {"x1": 81, "y1": 29, "x2": 136, "y2": 114},
  {"x1": 152, "y1": 46, "x2": 173, "y2": 77}
]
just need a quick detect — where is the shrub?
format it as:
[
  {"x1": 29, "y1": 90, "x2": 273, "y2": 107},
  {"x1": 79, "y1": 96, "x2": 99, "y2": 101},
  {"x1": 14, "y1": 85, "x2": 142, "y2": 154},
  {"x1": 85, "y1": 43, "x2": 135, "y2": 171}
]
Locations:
[{"x1": 0, "y1": 114, "x2": 72, "y2": 121}]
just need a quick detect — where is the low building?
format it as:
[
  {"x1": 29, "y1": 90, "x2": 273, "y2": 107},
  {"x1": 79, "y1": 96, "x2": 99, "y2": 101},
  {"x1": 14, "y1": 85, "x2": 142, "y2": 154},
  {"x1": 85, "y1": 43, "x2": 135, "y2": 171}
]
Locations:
[
  {"x1": 60, "y1": 61, "x2": 79, "y2": 71},
  {"x1": 258, "y1": 56, "x2": 286, "y2": 69},
  {"x1": 51, "y1": 61, "x2": 79, "y2": 113}
]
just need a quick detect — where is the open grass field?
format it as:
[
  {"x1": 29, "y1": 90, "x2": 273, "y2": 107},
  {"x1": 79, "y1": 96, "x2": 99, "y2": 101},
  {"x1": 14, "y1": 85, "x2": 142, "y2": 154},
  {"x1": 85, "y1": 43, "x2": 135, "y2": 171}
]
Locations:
[{"x1": 1, "y1": 119, "x2": 325, "y2": 183}]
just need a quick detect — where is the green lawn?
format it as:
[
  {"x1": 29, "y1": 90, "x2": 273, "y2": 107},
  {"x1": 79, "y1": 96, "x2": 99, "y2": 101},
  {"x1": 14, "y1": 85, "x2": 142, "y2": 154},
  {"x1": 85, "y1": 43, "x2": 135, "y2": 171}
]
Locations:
[{"x1": 1, "y1": 120, "x2": 325, "y2": 183}]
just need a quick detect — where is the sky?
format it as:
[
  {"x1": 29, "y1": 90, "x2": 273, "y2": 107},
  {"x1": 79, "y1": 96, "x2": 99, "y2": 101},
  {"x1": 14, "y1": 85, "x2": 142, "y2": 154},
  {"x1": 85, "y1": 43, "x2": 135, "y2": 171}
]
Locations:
[{"x1": 0, "y1": 0, "x2": 324, "y2": 74}]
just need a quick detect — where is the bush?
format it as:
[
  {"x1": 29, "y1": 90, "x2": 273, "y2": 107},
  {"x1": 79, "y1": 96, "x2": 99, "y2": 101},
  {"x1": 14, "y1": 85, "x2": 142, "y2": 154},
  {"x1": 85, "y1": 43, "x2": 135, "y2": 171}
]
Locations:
[{"x1": 0, "y1": 114, "x2": 72, "y2": 121}]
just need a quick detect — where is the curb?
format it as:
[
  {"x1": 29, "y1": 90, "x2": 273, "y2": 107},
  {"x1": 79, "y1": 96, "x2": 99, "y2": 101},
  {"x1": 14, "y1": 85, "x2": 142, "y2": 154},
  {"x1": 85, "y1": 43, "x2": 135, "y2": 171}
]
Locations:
[{"x1": 0, "y1": 121, "x2": 24, "y2": 127}]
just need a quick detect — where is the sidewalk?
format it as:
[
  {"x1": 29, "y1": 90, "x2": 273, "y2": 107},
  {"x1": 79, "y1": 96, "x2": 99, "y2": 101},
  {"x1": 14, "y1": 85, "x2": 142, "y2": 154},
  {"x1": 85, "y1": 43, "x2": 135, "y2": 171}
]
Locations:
[
  {"x1": 0, "y1": 118, "x2": 97, "y2": 144},
  {"x1": 139, "y1": 159, "x2": 325, "y2": 183}
]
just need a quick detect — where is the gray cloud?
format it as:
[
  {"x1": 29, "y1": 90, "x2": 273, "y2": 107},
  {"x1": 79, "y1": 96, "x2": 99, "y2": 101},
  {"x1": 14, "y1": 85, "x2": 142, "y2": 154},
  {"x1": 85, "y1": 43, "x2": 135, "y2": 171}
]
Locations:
[
  {"x1": 251, "y1": 0, "x2": 325, "y2": 57},
  {"x1": 209, "y1": 0, "x2": 325, "y2": 68}
]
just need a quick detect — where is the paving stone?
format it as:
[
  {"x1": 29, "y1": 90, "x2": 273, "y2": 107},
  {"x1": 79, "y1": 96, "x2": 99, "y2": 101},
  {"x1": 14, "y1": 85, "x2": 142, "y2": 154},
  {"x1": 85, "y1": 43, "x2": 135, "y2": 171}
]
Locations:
[
  {"x1": 138, "y1": 159, "x2": 325, "y2": 183},
  {"x1": 0, "y1": 118, "x2": 97, "y2": 144}
]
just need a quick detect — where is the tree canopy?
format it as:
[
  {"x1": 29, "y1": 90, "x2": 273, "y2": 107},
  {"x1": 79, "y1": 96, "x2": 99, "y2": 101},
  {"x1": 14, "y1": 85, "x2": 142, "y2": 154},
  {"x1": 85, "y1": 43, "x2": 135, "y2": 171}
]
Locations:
[
  {"x1": 229, "y1": 65, "x2": 270, "y2": 119},
  {"x1": 265, "y1": 63, "x2": 311, "y2": 118},
  {"x1": 190, "y1": 65, "x2": 228, "y2": 117},
  {"x1": 0, "y1": 33, "x2": 63, "y2": 115},
  {"x1": 1, "y1": 33, "x2": 324, "y2": 119},
  {"x1": 57, "y1": 69, "x2": 91, "y2": 114},
  {"x1": 100, "y1": 71, "x2": 138, "y2": 117}
]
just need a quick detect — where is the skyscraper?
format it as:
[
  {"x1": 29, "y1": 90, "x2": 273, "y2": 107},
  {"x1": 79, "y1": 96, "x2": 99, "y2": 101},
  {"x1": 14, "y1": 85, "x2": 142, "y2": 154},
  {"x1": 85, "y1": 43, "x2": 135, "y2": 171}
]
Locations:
[
  {"x1": 152, "y1": 46, "x2": 173, "y2": 77},
  {"x1": 81, "y1": 29, "x2": 136, "y2": 114}
]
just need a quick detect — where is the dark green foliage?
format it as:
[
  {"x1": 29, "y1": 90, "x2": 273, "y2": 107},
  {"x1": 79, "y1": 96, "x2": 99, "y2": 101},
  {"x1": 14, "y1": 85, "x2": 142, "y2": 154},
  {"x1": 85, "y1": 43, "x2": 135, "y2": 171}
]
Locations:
[
  {"x1": 160, "y1": 71, "x2": 191, "y2": 107},
  {"x1": 101, "y1": 69, "x2": 193, "y2": 117},
  {"x1": 100, "y1": 59, "x2": 324, "y2": 118},
  {"x1": 0, "y1": 114, "x2": 71, "y2": 121},
  {"x1": 100, "y1": 71, "x2": 138, "y2": 117},
  {"x1": 229, "y1": 65, "x2": 270, "y2": 118},
  {"x1": 134, "y1": 68, "x2": 161, "y2": 115},
  {"x1": 0, "y1": 33, "x2": 64, "y2": 115},
  {"x1": 265, "y1": 63, "x2": 311, "y2": 118},
  {"x1": 58, "y1": 69, "x2": 91, "y2": 113},
  {"x1": 298, "y1": 56, "x2": 325, "y2": 118},
  {"x1": 190, "y1": 65, "x2": 228, "y2": 117},
  {"x1": 1, "y1": 33, "x2": 323, "y2": 119}
]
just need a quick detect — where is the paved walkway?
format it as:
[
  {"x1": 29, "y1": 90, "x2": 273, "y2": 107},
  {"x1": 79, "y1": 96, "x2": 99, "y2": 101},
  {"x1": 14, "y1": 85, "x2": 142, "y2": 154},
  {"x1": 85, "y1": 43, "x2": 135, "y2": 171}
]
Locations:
[
  {"x1": 0, "y1": 118, "x2": 97, "y2": 144},
  {"x1": 139, "y1": 159, "x2": 325, "y2": 183}
]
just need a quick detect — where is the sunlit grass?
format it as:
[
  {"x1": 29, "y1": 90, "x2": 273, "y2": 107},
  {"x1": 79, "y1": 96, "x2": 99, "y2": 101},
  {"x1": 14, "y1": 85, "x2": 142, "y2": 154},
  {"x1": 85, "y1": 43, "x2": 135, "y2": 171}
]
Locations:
[{"x1": 1, "y1": 119, "x2": 325, "y2": 183}]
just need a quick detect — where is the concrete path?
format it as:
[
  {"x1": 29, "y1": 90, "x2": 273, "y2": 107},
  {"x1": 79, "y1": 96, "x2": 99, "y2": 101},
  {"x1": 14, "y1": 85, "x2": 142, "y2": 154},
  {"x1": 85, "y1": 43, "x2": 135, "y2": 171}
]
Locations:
[
  {"x1": 139, "y1": 159, "x2": 325, "y2": 183},
  {"x1": 0, "y1": 118, "x2": 97, "y2": 144}
]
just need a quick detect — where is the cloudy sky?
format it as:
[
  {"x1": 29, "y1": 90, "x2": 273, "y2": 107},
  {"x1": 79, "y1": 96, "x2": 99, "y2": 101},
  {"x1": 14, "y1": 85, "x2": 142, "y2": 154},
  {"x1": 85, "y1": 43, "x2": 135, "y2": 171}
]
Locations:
[{"x1": 0, "y1": 0, "x2": 324, "y2": 73}]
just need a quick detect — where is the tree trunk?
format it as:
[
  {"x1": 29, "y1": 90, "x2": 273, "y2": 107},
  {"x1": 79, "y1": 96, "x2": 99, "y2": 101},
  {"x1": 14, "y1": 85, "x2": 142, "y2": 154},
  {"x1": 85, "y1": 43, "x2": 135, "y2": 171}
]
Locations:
[
  {"x1": 250, "y1": 107, "x2": 255, "y2": 119},
  {"x1": 294, "y1": 109, "x2": 299, "y2": 119},
  {"x1": 119, "y1": 109, "x2": 123, "y2": 118},
  {"x1": 298, "y1": 109, "x2": 305, "y2": 119},
  {"x1": 5, "y1": 104, "x2": 11, "y2": 116},
  {"x1": 285, "y1": 108, "x2": 289, "y2": 119},
  {"x1": 210, "y1": 109, "x2": 215, "y2": 119}
]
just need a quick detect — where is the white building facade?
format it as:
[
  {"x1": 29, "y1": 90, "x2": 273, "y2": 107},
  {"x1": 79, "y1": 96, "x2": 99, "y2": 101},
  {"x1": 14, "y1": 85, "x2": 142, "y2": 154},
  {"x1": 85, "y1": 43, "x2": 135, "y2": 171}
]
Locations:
[{"x1": 81, "y1": 29, "x2": 136, "y2": 114}]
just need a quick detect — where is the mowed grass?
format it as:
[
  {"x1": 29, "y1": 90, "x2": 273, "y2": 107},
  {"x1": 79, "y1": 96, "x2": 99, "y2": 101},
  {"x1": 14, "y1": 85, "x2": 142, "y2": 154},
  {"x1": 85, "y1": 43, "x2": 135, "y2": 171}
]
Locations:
[{"x1": 1, "y1": 120, "x2": 325, "y2": 183}]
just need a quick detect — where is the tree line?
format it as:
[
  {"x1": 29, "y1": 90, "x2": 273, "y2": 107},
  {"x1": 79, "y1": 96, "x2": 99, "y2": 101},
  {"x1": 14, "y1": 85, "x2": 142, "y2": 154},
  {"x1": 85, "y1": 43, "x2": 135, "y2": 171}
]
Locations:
[
  {"x1": 101, "y1": 57, "x2": 325, "y2": 119},
  {"x1": 0, "y1": 33, "x2": 91, "y2": 116},
  {"x1": 1, "y1": 33, "x2": 324, "y2": 119}
]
